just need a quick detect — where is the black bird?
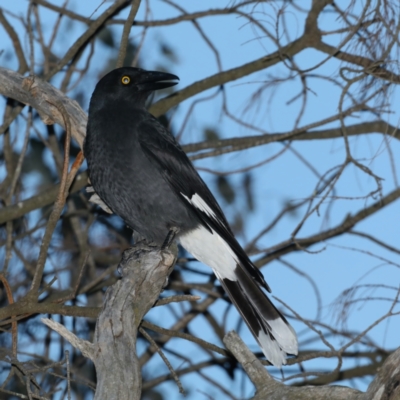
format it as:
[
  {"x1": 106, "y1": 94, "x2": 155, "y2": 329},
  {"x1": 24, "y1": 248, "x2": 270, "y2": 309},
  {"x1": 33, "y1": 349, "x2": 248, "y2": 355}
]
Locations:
[{"x1": 84, "y1": 67, "x2": 298, "y2": 367}]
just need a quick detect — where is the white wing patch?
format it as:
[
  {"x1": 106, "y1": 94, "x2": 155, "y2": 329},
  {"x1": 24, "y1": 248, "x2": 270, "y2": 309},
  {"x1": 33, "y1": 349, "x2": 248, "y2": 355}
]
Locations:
[
  {"x1": 179, "y1": 224, "x2": 238, "y2": 281},
  {"x1": 181, "y1": 193, "x2": 217, "y2": 220}
]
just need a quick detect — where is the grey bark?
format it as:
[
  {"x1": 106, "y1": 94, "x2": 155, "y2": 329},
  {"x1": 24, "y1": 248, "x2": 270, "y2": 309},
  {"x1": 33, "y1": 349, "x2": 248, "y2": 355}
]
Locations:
[
  {"x1": 43, "y1": 243, "x2": 177, "y2": 400},
  {"x1": 224, "y1": 331, "x2": 400, "y2": 400},
  {"x1": 0, "y1": 67, "x2": 87, "y2": 147},
  {"x1": 42, "y1": 246, "x2": 400, "y2": 399}
]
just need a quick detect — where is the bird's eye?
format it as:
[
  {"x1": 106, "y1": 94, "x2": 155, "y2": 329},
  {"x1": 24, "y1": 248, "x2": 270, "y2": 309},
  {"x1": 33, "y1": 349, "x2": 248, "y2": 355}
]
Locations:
[{"x1": 121, "y1": 76, "x2": 130, "y2": 85}]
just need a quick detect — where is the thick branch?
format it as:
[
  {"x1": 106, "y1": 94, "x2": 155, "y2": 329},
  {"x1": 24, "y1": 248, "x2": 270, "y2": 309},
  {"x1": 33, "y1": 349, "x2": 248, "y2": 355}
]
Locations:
[
  {"x1": 183, "y1": 120, "x2": 399, "y2": 156},
  {"x1": 44, "y1": 243, "x2": 177, "y2": 400},
  {"x1": 0, "y1": 301, "x2": 99, "y2": 324},
  {"x1": 224, "y1": 331, "x2": 400, "y2": 400},
  {"x1": 0, "y1": 67, "x2": 86, "y2": 147}
]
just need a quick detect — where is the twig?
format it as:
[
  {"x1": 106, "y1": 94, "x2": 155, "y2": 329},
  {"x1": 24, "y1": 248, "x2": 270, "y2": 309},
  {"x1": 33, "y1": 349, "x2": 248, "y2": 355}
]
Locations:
[
  {"x1": 141, "y1": 320, "x2": 229, "y2": 357},
  {"x1": 3, "y1": 108, "x2": 32, "y2": 274},
  {"x1": 0, "y1": 172, "x2": 87, "y2": 226},
  {"x1": 139, "y1": 327, "x2": 185, "y2": 394},
  {"x1": 0, "y1": 275, "x2": 18, "y2": 356},
  {"x1": 154, "y1": 294, "x2": 201, "y2": 306},
  {"x1": 30, "y1": 100, "x2": 71, "y2": 294},
  {"x1": 65, "y1": 350, "x2": 71, "y2": 400},
  {"x1": 45, "y1": 0, "x2": 130, "y2": 79},
  {"x1": 41, "y1": 318, "x2": 95, "y2": 359},
  {"x1": 116, "y1": 0, "x2": 141, "y2": 68},
  {"x1": 0, "y1": 9, "x2": 28, "y2": 73}
]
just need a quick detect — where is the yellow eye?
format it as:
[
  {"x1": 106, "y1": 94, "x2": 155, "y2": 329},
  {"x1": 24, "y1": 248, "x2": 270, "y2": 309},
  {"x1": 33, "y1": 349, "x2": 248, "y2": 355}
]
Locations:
[{"x1": 121, "y1": 76, "x2": 130, "y2": 85}]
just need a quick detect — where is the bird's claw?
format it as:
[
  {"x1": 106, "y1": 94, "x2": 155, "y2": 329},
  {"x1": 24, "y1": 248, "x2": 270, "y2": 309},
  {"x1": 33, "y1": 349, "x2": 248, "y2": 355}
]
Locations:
[{"x1": 161, "y1": 227, "x2": 180, "y2": 250}]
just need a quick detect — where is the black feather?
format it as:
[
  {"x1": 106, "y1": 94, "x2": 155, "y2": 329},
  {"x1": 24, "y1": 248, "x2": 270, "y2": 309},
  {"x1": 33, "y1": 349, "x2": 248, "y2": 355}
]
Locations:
[{"x1": 84, "y1": 67, "x2": 297, "y2": 366}]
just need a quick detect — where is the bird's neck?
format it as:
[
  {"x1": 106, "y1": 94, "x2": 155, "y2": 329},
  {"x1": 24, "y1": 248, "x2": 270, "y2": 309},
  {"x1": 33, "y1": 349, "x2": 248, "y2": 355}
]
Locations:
[{"x1": 90, "y1": 94, "x2": 147, "y2": 114}]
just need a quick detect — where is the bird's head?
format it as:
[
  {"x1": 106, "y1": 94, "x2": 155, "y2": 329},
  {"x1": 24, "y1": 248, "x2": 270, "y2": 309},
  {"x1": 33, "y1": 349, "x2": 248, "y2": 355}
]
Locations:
[{"x1": 90, "y1": 67, "x2": 179, "y2": 109}]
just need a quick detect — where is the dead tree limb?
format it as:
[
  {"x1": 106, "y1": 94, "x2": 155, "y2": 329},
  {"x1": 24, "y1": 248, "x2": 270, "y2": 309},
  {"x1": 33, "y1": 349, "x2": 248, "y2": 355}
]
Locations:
[
  {"x1": 224, "y1": 331, "x2": 400, "y2": 400},
  {"x1": 43, "y1": 243, "x2": 177, "y2": 400}
]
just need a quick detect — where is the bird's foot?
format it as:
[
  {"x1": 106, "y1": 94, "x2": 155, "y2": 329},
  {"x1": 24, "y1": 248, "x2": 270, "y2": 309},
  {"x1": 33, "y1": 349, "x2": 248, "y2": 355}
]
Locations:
[{"x1": 161, "y1": 227, "x2": 180, "y2": 250}]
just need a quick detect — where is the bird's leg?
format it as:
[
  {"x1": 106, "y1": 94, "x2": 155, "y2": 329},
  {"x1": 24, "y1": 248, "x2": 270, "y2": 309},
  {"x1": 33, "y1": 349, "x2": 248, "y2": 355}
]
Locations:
[
  {"x1": 161, "y1": 227, "x2": 180, "y2": 250},
  {"x1": 159, "y1": 227, "x2": 179, "y2": 290}
]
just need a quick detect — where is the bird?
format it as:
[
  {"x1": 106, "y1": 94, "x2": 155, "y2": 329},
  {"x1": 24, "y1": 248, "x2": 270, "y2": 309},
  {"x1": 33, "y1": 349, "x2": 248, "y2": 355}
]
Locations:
[{"x1": 84, "y1": 66, "x2": 298, "y2": 367}]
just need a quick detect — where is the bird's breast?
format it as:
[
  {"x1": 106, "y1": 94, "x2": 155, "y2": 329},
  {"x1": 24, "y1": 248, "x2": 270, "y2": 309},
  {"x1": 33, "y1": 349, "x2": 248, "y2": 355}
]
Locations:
[{"x1": 86, "y1": 119, "x2": 199, "y2": 244}]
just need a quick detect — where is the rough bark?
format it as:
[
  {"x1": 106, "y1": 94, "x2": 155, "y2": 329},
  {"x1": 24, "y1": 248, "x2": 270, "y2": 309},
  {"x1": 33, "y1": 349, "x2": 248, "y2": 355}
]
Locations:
[
  {"x1": 0, "y1": 67, "x2": 87, "y2": 147},
  {"x1": 43, "y1": 243, "x2": 177, "y2": 400},
  {"x1": 224, "y1": 331, "x2": 400, "y2": 400}
]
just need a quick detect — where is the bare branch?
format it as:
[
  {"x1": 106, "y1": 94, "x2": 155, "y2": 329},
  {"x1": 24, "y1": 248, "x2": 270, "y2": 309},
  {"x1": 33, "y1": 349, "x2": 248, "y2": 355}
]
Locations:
[
  {"x1": 225, "y1": 330, "x2": 400, "y2": 399},
  {"x1": 116, "y1": 0, "x2": 141, "y2": 68},
  {"x1": 0, "y1": 67, "x2": 86, "y2": 147},
  {"x1": 0, "y1": 10, "x2": 28, "y2": 74},
  {"x1": 44, "y1": 243, "x2": 177, "y2": 400}
]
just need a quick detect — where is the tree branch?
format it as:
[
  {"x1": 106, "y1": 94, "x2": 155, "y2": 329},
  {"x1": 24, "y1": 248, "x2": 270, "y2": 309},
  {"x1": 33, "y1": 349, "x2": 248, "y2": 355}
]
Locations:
[
  {"x1": 0, "y1": 9, "x2": 28, "y2": 74},
  {"x1": 43, "y1": 243, "x2": 177, "y2": 400},
  {"x1": 183, "y1": 120, "x2": 399, "y2": 157},
  {"x1": 256, "y1": 186, "x2": 400, "y2": 265},
  {"x1": 0, "y1": 172, "x2": 87, "y2": 225},
  {"x1": 0, "y1": 67, "x2": 86, "y2": 147},
  {"x1": 149, "y1": 36, "x2": 307, "y2": 117},
  {"x1": 224, "y1": 330, "x2": 400, "y2": 399},
  {"x1": 314, "y1": 40, "x2": 400, "y2": 84}
]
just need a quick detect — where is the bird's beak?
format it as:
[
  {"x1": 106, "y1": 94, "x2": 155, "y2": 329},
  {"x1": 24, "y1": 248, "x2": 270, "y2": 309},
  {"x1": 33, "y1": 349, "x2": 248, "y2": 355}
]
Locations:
[{"x1": 137, "y1": 71, "x2": 179, "y2": 91}]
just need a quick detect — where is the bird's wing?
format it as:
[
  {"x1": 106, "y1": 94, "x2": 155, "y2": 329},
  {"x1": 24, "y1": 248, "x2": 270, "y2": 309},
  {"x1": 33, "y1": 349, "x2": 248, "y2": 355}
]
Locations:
[
  {"x1": 138, "y1": 117, "x2": 299, "y2": 367},
  {"x1": 138, "y1": 116, "x2": 269, "y2": 291}
]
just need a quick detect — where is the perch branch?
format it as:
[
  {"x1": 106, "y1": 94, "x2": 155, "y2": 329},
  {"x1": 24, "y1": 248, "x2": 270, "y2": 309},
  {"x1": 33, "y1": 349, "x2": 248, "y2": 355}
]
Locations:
[{"x1": 44, "y1": 243, "x2": 177, "y2": 400}]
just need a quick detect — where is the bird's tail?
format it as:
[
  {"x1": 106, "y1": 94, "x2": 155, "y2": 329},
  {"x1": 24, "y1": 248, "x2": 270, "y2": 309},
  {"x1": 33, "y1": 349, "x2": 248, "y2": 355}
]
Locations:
[
  {"x1": 179, "y1": 225, "x2": 297, "y2": 366},
  {"x1": 214, "y1": 264, "x2": 298, "y2": 367}
]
